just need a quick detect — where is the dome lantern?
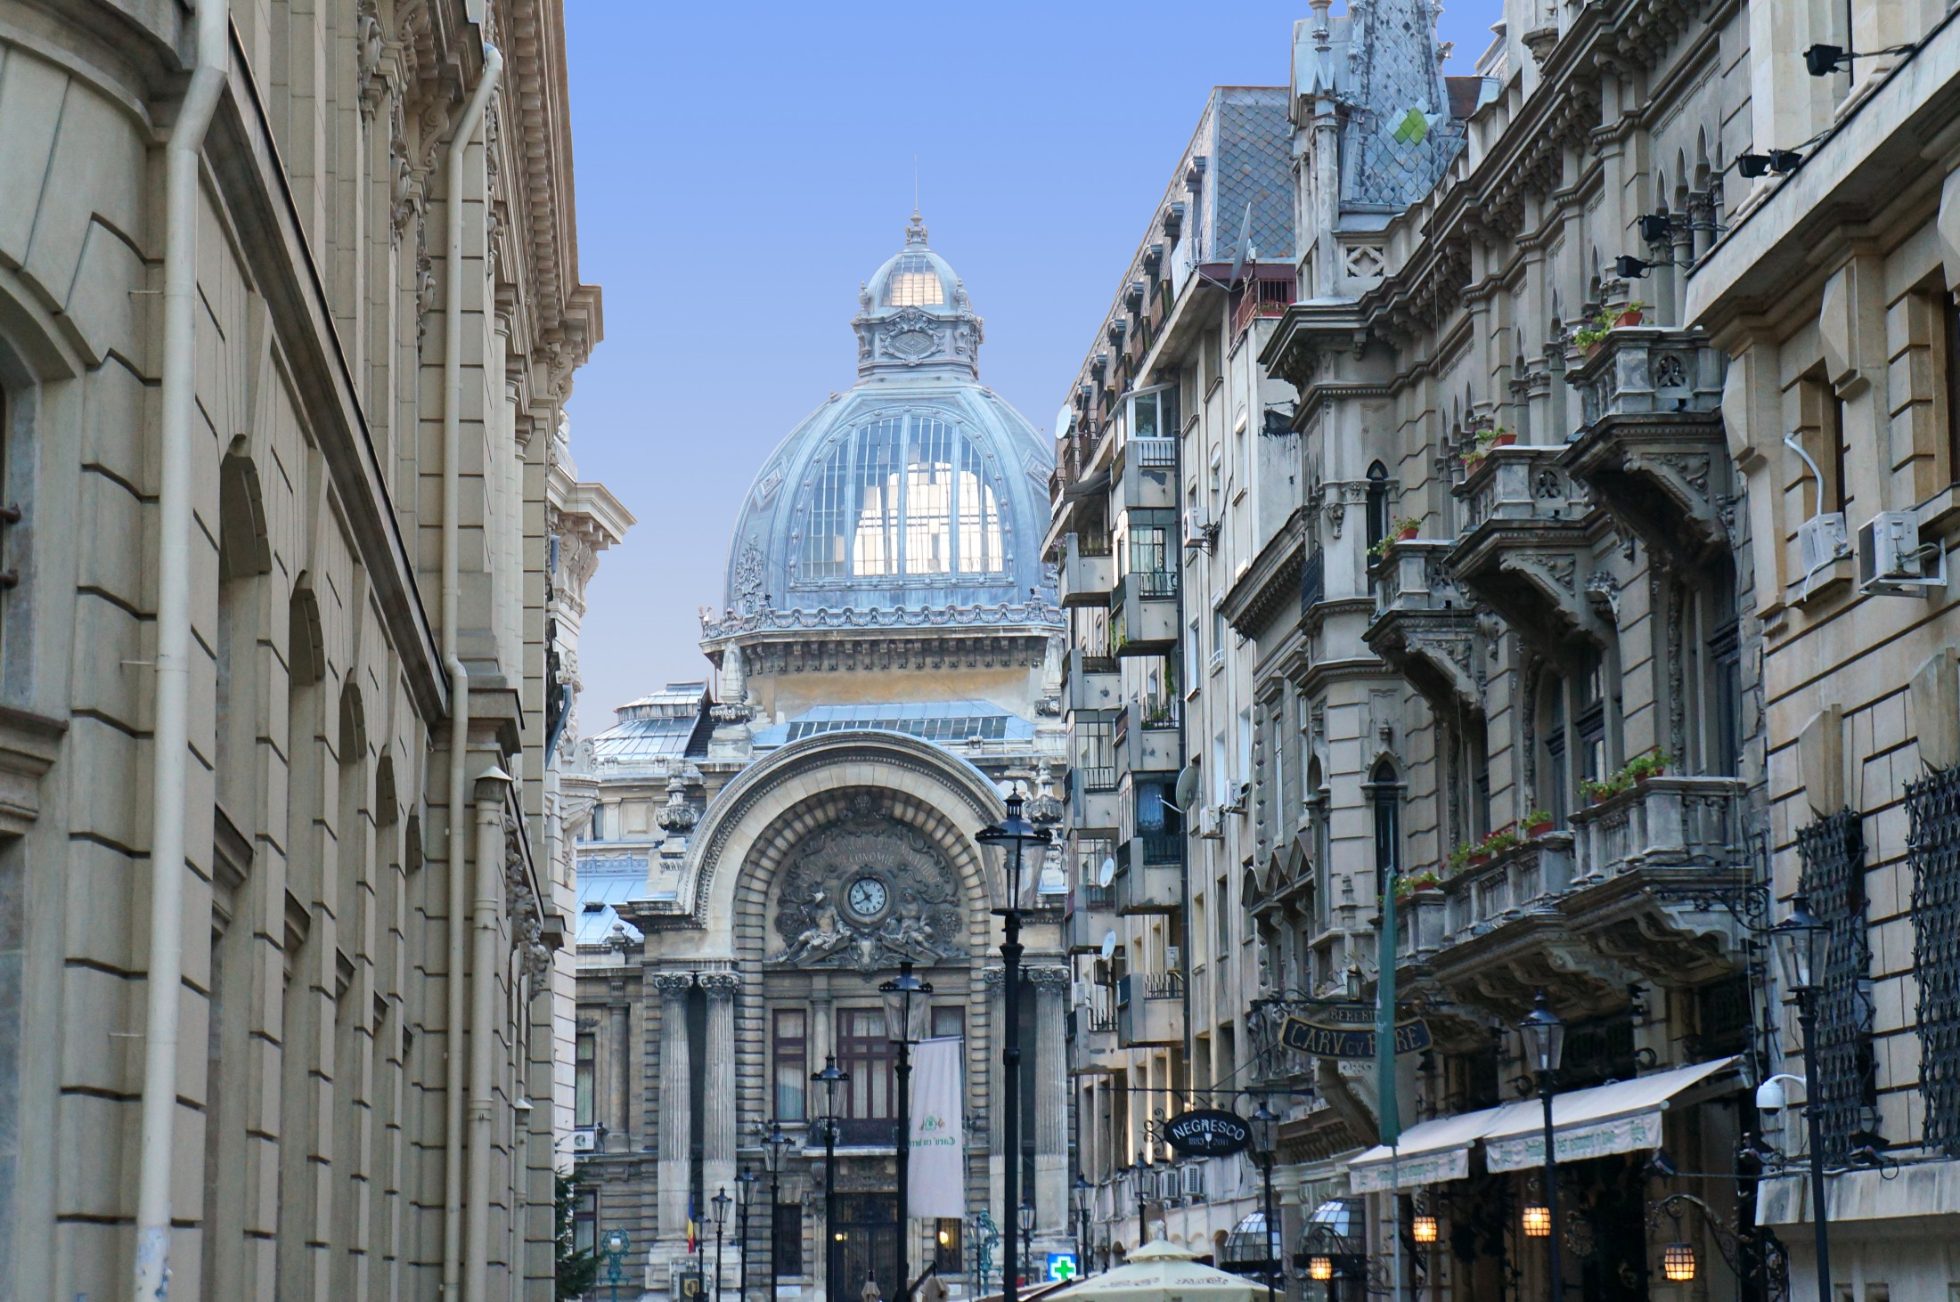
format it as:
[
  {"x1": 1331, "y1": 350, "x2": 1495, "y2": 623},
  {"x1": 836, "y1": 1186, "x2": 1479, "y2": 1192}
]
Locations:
[{"x1": 854, "y1": 211, "x2": 984, "y2": 380}]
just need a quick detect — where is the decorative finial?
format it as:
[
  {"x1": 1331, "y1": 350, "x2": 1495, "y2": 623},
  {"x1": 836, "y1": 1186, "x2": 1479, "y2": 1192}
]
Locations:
[{"x1": 905, "y1": 209, "x2": 929, "y2": 247}]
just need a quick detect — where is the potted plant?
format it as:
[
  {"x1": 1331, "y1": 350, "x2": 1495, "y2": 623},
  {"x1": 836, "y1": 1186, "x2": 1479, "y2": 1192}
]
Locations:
[
  {"x1": 1395, "y1": 515, "x2": 1422, "y2": 541},
  {"x1": 1623, "y1": 750, "x2": 1670, "y2": 783},
  {"x1": 1614, "y1": 299, "x2": 1647, "y2": 328},
  {"x1": 1394, "y1": 869, "x2": 1444, "y2": 900},
  {"x1": 1525, "y1": 808, "x2": 1555, "y2": 837},
  {"x1": 1486, "y1": 425, "x2": 1517, "y2": 448},
  {"x1": 1578, "y1": 774, "x2": 1626, "y2": 804},
  {"x1": 1368, "y1": 534, "x2": 1396, "y2": 561},
  {"x1": 1447, "y1": 843, "x2": 1473, "y2": 874}
]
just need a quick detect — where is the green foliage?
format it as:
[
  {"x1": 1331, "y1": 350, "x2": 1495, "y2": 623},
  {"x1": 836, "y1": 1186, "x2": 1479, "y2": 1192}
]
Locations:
[
  {"x1": 1579, "y1": 751, "x2": 1672, "y2": 803},
  {"x1": 1394, "y1": 868, "x2": 1444, "y2": 899},
  {"x1": 556, "y1": 1173, "x2": 599, "y2": 1301}
]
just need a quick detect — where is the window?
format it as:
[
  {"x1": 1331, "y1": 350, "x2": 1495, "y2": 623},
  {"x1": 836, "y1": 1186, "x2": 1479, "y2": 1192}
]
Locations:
[
  {"x1": 773, "y1": 1010, "x2": 807, "y2": 1120},
  {"x1": 1702, "y1": 563, "x2": 1742, "y2": 776},
  {"x1": 1125, "y1": 511, "x2": 1176, "y2": 595},
  {"x1": 774, "y1": 1203, "x2": 805, "y2": 1275},
  {"x1": 573, "y1": 1187, "x2": 598, "y2": 1257},
  {"x1": 934, "y1": 1218, "x2": 963, "y2": 1274},
  {"x1": 1829, "y1": 393, "x2": 1850, "y2": 514},
  {"x1": 930, "y1": 1006, "x2": 965, "y2": 1040},
  {"x1": 836, "y1": 1008, "x2": 895, "y2": 1121},
  {"x1": 800, "y1": 415, "x2": 1006, "y2": 580},
  {"x1": 1215, "y1": 875, "x2": 1229, "y2": 953},
  {"x1": 1542, "y1": 673, "x2": 1570, "y2": 826},
  {"x1": 1946, "y1": 293, "x2": 1960, "y2": 482},
  {"x1": 1370, "y1": 761, "x2": 1401, "y2": 886},
  {"x1": 1077, "y1": 716, "x2": 1117, "y2": 792},
  {"x1": 1576, "y1": 656, "x2": 1609, "y2": 791},
  {"x1": 884, "y1": 253, "x2": 945, "y2": 307},
  {"x1": 1364, "y1": 462, "x2": 1390, "y2": 554},
  {"x1": 1797, "y1": 810, "x2": 1876, "y2": 1164},
  {"x1": 1908, "y1": 765, "x2": 1960, "y2": 1156},
  {"x1": 575, "y1": 1032, "x2": 596, "y2": 1128},
  {"x1": 588, "y1": 803, "x2": 605, "y2": 842}
]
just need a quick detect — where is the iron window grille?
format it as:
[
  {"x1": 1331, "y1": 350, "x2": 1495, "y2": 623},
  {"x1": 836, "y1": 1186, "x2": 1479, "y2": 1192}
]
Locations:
[
  {"x1": 1907, "y1": 765, "x2": 1960, "y2": 1155},
  {"x1": 1795, "y1": 808, "x2": 1876, "y2": 1164}
]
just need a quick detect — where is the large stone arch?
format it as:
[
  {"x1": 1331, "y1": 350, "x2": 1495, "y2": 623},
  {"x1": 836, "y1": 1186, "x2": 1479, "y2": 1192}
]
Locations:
[{"x1": 674, "y1": 731, "x2": 1009, "y2": 956}]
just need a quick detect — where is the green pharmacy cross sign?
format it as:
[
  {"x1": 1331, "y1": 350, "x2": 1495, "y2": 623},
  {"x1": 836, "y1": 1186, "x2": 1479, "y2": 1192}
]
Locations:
[{"x1": 1279, "y1": 1003, "x2": 1432, "y2": 1060}]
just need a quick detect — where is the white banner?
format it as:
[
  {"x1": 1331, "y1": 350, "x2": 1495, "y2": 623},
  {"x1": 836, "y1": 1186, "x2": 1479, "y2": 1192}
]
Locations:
[{"x1": 908, "y1": 1036, "x2": 965, "y2": 1219}]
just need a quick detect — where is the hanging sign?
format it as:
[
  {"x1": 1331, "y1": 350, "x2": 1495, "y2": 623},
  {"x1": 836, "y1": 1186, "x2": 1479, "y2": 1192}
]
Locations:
[
  {"x1": 908, "y1": 1036, "x2": 966, "y2": 1219},
  {"x1": 1279, "y1": 1005, "x2": 1432, "y2": 1060},
  {"x1": 1162, "y1": 1108, "x2": 1252, "y2": 1158}
]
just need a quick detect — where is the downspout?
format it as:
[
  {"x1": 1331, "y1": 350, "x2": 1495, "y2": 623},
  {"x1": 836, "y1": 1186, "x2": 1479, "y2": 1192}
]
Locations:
[
  {"x1": 466, "y1": 768, "x2": 514, "y2": 1302},
  {"x1": 132, "y1": 2, "x2": 229, "y2": 1298},
  {"x1": 441, "y1": 41, "x2": 503, "y2": 1300}
]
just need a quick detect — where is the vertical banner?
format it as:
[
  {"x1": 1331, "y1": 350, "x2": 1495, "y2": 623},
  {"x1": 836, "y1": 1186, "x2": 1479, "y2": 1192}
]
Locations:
[{"x1": 908, "y1": 1036, "x2": 966, "y2": 1219}]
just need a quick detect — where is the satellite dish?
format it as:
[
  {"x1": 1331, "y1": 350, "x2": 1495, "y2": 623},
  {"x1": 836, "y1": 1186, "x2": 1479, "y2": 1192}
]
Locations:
[
  {"x1": 1174, "y1": 761, "x2": 1203, "y2": 811},
  {"x1": 1101, "y1": 931, "x2": 1118, "y2": 961},
  {"x1": 1226, "y1": 200, "x2": 1254, "y2": 285},
  {"x1": 1052, "y1": 404, "x2": 1073, "y2": 443},
  {"x1": 1098, "y1": 856, "x2": 1117, "y2": 889}
]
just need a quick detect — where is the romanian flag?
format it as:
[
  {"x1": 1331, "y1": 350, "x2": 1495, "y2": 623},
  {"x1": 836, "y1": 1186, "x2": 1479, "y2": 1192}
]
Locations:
[{"x1": 687, "y1": 1192, "x2": 699, "y2": 1254}]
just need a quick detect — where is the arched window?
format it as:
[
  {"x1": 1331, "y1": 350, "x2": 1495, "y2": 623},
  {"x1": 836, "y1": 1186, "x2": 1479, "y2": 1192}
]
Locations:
[
  {"x1": 1364, "y1": 461, "x2": 1390, "y2": 553},
  {"x1": 800, "y1": 413, "x2": 1006, "y2": 580},
  {"x1": 1369, "y1": 759, "x2": 1401, "y2": 888}
]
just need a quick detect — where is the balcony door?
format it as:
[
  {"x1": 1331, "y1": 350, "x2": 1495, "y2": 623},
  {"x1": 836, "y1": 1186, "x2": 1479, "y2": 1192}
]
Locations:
[{"x1": 835, "y1": 1007, "x2": 896, "y2": 1146}]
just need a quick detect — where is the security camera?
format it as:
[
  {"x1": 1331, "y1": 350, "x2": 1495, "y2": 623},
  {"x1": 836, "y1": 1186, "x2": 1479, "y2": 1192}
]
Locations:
[{"x1": 1756, "y1": 1078, "x2": 1787, "y2": 1115}]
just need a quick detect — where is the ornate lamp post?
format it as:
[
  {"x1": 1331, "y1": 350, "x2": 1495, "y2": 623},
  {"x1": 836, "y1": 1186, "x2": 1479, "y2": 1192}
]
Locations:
[
  {"x1": 1072, "y1": 1172, "x2": 1093, "y2": 1276},
  {"x1": 812, "y1": 1056, "x2": 850, "y2": 1302},
  {"x1": 1250, "y1": 1099, "x2": 1280, "y2": 1302},
  {"x1": 977, "y1": 789, "x2": 1051, "y2": 1302},
  {"x1": 761, "y1": 1120, "x2": 793, "y2": 1302},
  {"x1": 881, "y1": 958, "x2": 934, "y2": 1302},
  {"x1": 600, "y1": 1227, "x2": 632, "y2": 1302},
  {"x1": 1134, "y1": 1152, "x2": 1153, "y2": 1245},
  {"x1": 1519, "y1": 991, "x2": 1567, "y2": 1302},
  {"x1": 713, "y1": 1186, "x2": 733, "y2": 1302},
  {"x1": 1771, "y1": 893, "x2": 1834, "y2": 1302},
  {"x1": 737, "y1": 1167, "x2": 759, "y2": 1302}
]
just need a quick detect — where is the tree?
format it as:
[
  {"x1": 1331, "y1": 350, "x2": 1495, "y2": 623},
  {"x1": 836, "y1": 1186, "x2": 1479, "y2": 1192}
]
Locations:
[{"x1": 556, "y1": 1172, "x2": 600, "y2": 1300}]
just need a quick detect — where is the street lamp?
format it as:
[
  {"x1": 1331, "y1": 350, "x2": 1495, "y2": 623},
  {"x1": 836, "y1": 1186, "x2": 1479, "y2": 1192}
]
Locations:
[
  {"x1": 1249, "y1": 1099, "x2": 1280, "y2": 1302},
  {"x1": 761, "y1": 1120, "x2": 793, "y2": 1302},
  {"x1": 881, "y1": 959, "x2": 934, "y2": 1302},
  {"x1": 1134, "y1": 1154, "x2": 1152, "y2": 1245},
  {"x1": 1771, "y1": 892, "x2": 1834, "y2": 1302},
  {"x1": 1072, "y1": 1172, "x2": 1093, "y2": 1275},
  {"x1": 600, "y1": 1227, "x2": 632, "y2": 1302},
  {"x1": 1519, "y1": 990, "x2": 1566, "y2": 1302},
  {"x1": 977, "y1": 788, "x2": 1052, "y2": 1302},
  {"x1": 737, "y1": 1168, "x2": 759, "y2": 1302},
  {"x1": 713, "y1": 1186, "x2": 732, "y2": 1302},
  {"x1": 812, "y1": 1056, "x2": 850, "y2": 1302}
]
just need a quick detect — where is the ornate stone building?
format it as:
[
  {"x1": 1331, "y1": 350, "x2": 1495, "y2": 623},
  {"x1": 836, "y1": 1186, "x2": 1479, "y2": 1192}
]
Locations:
[
  {"x1": 0, "y1": 0, "x2": 613, "y2": 1298},
  {"x1": 567, "y1": 216, "x2": 1072, "y2": 1301}
]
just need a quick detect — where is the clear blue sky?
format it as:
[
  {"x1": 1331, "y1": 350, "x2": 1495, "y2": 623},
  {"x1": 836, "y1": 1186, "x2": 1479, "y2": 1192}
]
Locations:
[{"x1": 561, "y1": 2, "x2": 1495, "y2": 733}]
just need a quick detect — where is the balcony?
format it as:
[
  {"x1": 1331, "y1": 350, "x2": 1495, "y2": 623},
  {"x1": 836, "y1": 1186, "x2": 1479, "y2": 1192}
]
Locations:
[
  {"x1": 1066, "y1": 648, "x2": 1121, "y2": 715},
  {"x1": 1111, "y1": 572, "x2": 1179, "y2": 655},
  {"x1": 1114, "y1": 842, "x2": 1182, "y2": 914},
  {"x1": 1066, "y1": 884, "x2": 1118, "y2": 953},
  {"x1": 1407, "y1": 777, "x2": 1750, "y2": 1009},
  {"x1": 1114, "y1": 706, "x2": 1179, "y2": 775},
  {"x1": 1116, "y1": 971, "x2": 1185, "y2": 1047},
  {"x1": 1119, "y1": 439, "x2": 1179, "y2": 510},
  {"x1": 1231, "y1": 266, "x2": 1296, "y2": 340},
  {"x1": 1449, "y1": 444, "x2": 1607, "y2": 661},
  {"x1": 1068, "y1": 1000, "x2": 1119, "y2": 1071},
  {"x1": 1062, "y1": 532, "x2": 1116, "y2": 607},
  {"x1": 1363, "y1": 539, "x2": 1484, "y2": 717},
  {"x1": 1562, "y1": 328, "x2": 1730, "y2": 566}
]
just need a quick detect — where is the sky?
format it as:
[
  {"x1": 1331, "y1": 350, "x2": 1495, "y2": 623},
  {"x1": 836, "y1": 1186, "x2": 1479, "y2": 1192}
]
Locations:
[{"x1": 560, "y1": 1, "x2": 1495, "y2": 737}]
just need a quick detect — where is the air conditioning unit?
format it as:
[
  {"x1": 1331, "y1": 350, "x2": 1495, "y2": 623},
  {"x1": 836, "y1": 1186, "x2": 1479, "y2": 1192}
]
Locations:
[
  {"x1": 570, "y1": 1128, "x2": 599, "y2": 1153},
  {"x1": 1165, "y1": 945, "x2": 1182, "y2": 972},
  {"x1": 1182, "y1": 509, "x2": 1219, "y2": 552},
  {"x1": 1182, "y1": 1164, "x2": 1206, "y2": 1198},
  {"x1": 1795, "y1": 511, "x2": 1849, "y2": 595},
  {"x1": 1857, "y1": 511, "x2": 1947, "y2": 596},
  {"x1": 1198, "y1": 805, "x2": 1225, "y2": 839}
]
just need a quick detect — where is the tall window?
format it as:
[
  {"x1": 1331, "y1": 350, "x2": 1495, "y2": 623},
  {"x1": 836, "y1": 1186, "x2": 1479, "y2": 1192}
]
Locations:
[
  {"x1": 774, "y1": 1203, "x2": 805, "y2": 1275},
  {"x1": 836, "y1": 1008, "x2": 895, "y2": 1121},
  {"x1": 575, "y1": 1032, "x2": 597, "y2": 1128},
  {"x1": 574, "y1": 1188, "x2": 598, "y2": 1257},
  {"x1": 1370, "y1": 761, "x2": 1401, "y2": 889},
  {"x1": 934, "y1": 1218, "x2": 963, "y2": 1274},
  {"x1": 1576, "y1": 655, "x2": 1610, "y2": 790},
  {"x1": 931, "y1": 1006, "x2": 965, "y2": 1040},
  {"x1": 1125, "y1": 510, "x2": 1176, "y2": 595},
  {"x1": 773, "y1": 1010, "x2": 807, "y2": 1120},
  {"x1": 1702, "y1": 562, "x2": 1742, "y2": 775},
  {"x1": 1364, "y1": 462, "x2": 1390, "y2": 553},
  {"x1": 1542, "y1": 673, "x2": 1570, "y2": 827},
  {"x1": 801, "y1": 414, "x2": 1006, "y2": 580}
]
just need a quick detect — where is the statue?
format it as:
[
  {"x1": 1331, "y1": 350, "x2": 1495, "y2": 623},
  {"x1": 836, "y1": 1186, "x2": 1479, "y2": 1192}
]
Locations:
[{"x1": 778, "y1": 886, "x2": 849, "y2": 964}]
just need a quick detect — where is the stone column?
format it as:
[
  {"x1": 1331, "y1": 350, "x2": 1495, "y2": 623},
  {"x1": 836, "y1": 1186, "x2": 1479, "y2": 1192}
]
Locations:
[
  {"x1": 608, "y1": 999, "x2": 629, "y2": 1147},
  {"x1": 703, "y1": 973, "x2": 741, "y2": 1231},
  {"x1": 654, "y1": 972, "x2": 695, "y2": 1241},
  {"x1": 1030, "y1": 967, "x2": 1070, "y2": 1235},
  {"x1": 983, "y1": 966, "x2": 1005, "y2": 1229}
]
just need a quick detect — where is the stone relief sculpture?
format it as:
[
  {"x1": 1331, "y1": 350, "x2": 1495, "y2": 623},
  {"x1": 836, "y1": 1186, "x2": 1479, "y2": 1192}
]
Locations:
[{"x1": 767, "y1": 797, "x2": 965, "y2": 972}]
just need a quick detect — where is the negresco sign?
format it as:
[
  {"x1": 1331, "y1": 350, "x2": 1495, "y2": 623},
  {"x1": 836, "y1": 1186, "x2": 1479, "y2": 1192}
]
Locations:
[{"x1": 1162, "y1": 1109, "x2": 1252, "y2": 1157}]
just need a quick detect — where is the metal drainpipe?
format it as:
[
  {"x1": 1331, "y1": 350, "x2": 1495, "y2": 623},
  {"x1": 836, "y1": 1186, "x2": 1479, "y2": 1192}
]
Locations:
[
  {"x1": 466, "y1": 767, "x2": 514, "y2": 1302},
  {"x1": 1171, "y1": 394, "x2": 1195, "y2": 1088},
  {"x1": 132, "y1": 2, "x2": 229, "y2": 1296},
  {"x1": 440, "y1": 41, "x2": 503, "y2": 1299}
]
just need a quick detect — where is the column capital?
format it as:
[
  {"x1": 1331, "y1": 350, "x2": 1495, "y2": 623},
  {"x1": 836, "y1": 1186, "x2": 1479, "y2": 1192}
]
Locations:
[
  {"x1": 652, "y1": 971, "x2": 696, "y2": 996},
  {"x1": 702, "y1": 971, "x2": 742, "y2": 998},
  {"x1": 1024, "y1": 965, "x2": 1071, "y2": 990}
]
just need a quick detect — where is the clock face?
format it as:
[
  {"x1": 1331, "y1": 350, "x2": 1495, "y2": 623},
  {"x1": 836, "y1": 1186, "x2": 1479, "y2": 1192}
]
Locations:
[{"x1": 846, "y1": 876, "x2": 888, "y2": 919}]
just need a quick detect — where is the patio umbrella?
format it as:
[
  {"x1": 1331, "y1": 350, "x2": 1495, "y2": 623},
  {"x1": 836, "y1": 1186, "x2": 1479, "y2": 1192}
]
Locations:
[{"x1": 1061, "y1": 1238, "x2": 1264, "y2": 1302}]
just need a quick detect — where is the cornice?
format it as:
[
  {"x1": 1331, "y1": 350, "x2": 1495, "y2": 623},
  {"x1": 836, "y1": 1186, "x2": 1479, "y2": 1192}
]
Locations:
[{"x1": 1220, "y1": 507, "x2": 1309, "y2": 637}]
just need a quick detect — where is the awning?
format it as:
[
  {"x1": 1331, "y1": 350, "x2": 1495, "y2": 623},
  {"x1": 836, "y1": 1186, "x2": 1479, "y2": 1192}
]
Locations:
[
  {"x1": 1345, "y1": 1101, "x2": 1534, "y2": 1193},
  {"x1": 1482, "y1": 1056, "x2": 1740, "y2": 1172}
]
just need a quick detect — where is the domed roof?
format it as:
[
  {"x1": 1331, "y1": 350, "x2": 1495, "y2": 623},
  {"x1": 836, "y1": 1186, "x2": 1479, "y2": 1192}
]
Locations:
[{"x1": 703, "y1": 215, "x2": 1058, "y2": 643}]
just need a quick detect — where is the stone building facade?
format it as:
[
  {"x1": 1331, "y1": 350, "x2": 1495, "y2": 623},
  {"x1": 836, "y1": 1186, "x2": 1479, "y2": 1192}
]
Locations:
[
  {"x1": 1045, "y1": 86, "x2": 1303, "y2": 1272},
  {"x1": 0, "y1": 0, "x2": 614, "y2": 1298},
  {"x1": 1051, "y1": 0, "x2": 1960, "y2": 1298},
  {"x1": 567, "y1": 217, "x2": 1073, "y2": 1302}
]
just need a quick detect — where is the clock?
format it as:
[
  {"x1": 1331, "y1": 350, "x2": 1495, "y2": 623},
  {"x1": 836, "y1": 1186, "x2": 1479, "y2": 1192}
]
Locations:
[{"x1": 846, "y1": 876, "x2": 888, "y2": 919}]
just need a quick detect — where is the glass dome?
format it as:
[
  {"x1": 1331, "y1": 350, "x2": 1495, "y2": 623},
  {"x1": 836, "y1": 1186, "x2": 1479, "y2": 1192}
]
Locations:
[{"x1": 800, "y1": 412, "x2": 1006, "y2": 581}]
